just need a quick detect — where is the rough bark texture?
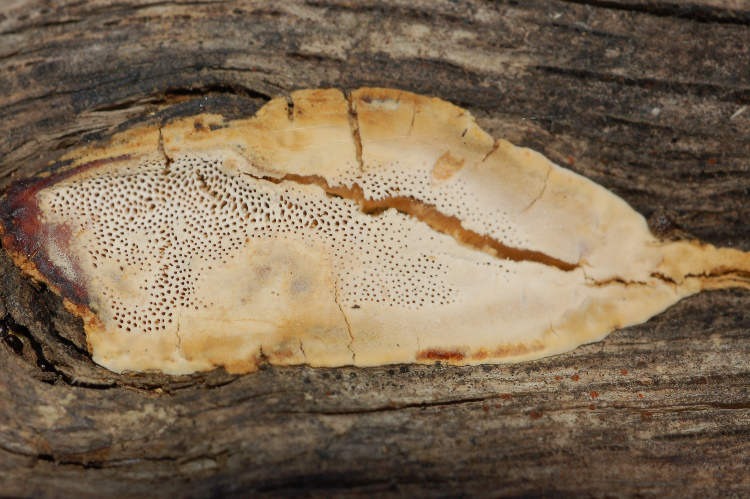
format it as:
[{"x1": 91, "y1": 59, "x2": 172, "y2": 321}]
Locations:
[{"x1": 1, "y1": 1, "x2": 749, "y2": 497}]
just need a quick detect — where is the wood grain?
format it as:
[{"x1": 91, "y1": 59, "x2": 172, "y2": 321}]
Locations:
[{"x1": 1, "y1": 1, "x2": 749, "y2": 497}]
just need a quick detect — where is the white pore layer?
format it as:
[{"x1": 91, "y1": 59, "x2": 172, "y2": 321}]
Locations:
[{"x1": 42, "y1": 150, "x2": 515, "y2": 337}]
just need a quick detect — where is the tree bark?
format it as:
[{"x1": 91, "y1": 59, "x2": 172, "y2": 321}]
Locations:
[{"x1": 1, "y1": 1, "x2": 749, "y2": 497}]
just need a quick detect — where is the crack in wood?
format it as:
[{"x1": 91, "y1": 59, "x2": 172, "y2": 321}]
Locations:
[
  {"x1": 557, "y1": 0, "x2": 750, "y2": 26},
  {"x1": 275, "y1": 394, "x2": 501, "y2": 415}
]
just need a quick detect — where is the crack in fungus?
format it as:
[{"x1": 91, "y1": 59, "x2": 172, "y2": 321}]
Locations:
[
  {"x1": 346, "y1": 92, "x2": 364, "y2": 173},
  {"x1": 333, "y1": 272, "x2": 356, "y2": 363},
  {"x1": 250, "y1": 172, "x2": 579, "y2": 272}
]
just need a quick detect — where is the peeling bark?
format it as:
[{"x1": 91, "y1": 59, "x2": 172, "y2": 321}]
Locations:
[{"x1": 1, "y1": 0, "x2": 749, "y2": 497}]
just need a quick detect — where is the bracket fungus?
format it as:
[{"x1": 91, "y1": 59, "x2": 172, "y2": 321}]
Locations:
[{"x1": 1, "y1": 88, "x2": 749, "y2": 375}]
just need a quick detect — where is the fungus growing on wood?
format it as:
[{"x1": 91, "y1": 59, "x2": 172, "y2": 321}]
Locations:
[{"x1": 1, "y1": 88, "x2": 748, "y2": 375}]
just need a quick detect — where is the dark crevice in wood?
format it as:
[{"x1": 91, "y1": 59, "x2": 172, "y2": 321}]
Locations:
[
  {"x1": 537, "y1": 65, "x2": 750, "y2": 102},
  {"x1": 277, "y1": 395, "x2": 498, "y2": 415},
  {"x1": 0, "y1": 69, "x2": 187, "y2": 113},
  {"x1": 0, "y1": 74, "x2": 271, "y2": 131},
  {"x1": 0, "y1": 322, "x2": 24, "y2": 356},
  {"x1": 285, "y1": 50, "x2": 342, "y2": 63},
  {"x1": 0, "y1": 18, "x2": 83, "y2": 37},
  {"x1": 304, "y1": 1, "x2": 475, "y2": 26},
  {"x1": 549, "y1": 19, "x2": 636, "y2": 40},
  {"x1": 252, "y1": 474, "x2": 423, "y2": 494},
  {"x1": 78, "y1": 0, "x2": 233, "y2": 20},
  {"x1": 558, "y1": 0, "x2": 750, "y2": 26},
  {"x1": 1, "y1": 315, "x2": 62, "y2": 385},
  {"x1": 39, "y1": 298, "x2": 88, "y2": 356},
  {"x1": 96, "y1": 83, "x2": 274, "y2": 113},
  {"x1": 611, "y1": 400, "x2": 750, "y2": 413}
]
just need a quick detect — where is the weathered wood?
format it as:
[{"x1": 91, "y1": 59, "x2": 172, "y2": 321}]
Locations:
[{"x1": 0, "y1": 1, "x2": 749, "y2": 497}]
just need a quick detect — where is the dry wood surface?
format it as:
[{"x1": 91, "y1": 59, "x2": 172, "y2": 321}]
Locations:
[{"x1": 1, "y1": 1, "x2": 749, "y2": 497}]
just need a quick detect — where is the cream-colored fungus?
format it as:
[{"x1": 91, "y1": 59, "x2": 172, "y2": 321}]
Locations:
[{"x1": 1, "y1": 88, "x2": 748, "y2": 374}]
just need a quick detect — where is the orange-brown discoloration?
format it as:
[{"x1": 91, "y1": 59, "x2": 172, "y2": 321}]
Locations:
[
  {"x1": 452, "y1": 342, "x2": 545, "y2": 363},
  {"x1": 471, "y1": 348, "x2": 490, "y2": 361},
  {"x1": 416, "y1": 349, "x2": 466, "y2": 362},
  {"x1": 431, "y1": 151, "x2": 465, "y2": 186},
  {"x1": 492, "y1": 340, "x2": 544, "y2": 359}
]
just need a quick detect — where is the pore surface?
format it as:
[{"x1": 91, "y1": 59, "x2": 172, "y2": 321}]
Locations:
[{"x1": 1, "y1": 88, "x2": 748, "y2": 374}]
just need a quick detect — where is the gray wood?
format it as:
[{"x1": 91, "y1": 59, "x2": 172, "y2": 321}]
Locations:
[{"x1": 1, "y1": 1, "x2": 749, "y2": 497}]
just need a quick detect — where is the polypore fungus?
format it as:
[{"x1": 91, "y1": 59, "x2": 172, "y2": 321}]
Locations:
[{"x1": 1, "y1": 88, "x2": 748, "y2": 374}]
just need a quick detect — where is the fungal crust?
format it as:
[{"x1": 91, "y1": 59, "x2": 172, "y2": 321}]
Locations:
[{"x1": 0, "y1": 88, "x2": 748, "y2": 374}]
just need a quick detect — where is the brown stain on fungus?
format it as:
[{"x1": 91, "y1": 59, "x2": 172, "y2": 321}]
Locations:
[
  {"x1": 416, "y1": 349, "x2": 466, "y2": 362},
  {"x1": 431, "y1": 151, "x2": 465, "y2": 186},
  {"x1": 492, "y1": 341, "x2": 544, "y2": 359},
  {"x1": 471, "y1": 348, "x2": 489, "y2": 360}
]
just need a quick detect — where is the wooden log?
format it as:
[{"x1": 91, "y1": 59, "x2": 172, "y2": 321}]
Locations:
[{"x1": 1, "y1": 1, "x2": 748, "y2": 496}]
